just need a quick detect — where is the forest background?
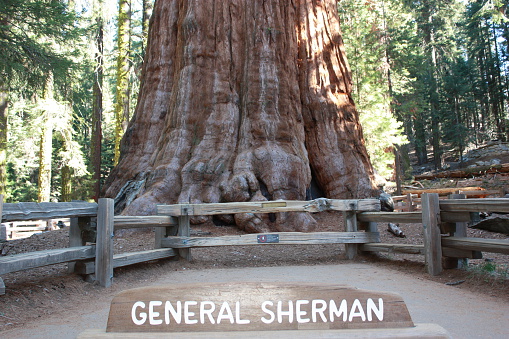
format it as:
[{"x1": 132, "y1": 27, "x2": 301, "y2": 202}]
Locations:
[{"x1": 0, "y1": 0, "x2": 507, "y2": 203}]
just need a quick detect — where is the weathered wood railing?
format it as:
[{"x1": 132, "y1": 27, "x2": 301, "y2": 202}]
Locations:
[
  {"x1": 156, "y1": 198, "x2": 381, "y2": 261},
  {"x1": 1, "y1": 198, "x2": 381, "y2": 292},
  {"x1": 359, "y1": 193, "x2": 509, "y2": 275},
  {"x1": 1, "y1": 194, "x2": 508, "y2": 294},
  {"x1": 0, "y1": 198, "x2": 177, "y2": 293}
]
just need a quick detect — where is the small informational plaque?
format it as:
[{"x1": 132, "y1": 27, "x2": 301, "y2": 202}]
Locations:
[
  {"x1": 257, "y1": 234, "x2": 280, "y2": 243},
  {"x1": 262, "y1": 202, "x2": 287, "y2": 208},
  {"x1": 106, "y1": 282, "x2": 415, "y2": 333}
]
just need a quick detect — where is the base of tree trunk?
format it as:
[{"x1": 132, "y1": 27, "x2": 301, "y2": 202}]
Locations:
[{"x1": 103, "y1": 0, "x2": 376, "y2": 232}]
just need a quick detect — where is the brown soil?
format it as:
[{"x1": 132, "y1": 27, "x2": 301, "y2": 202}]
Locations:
[{"x1": 1, "y1": 210, "x2": 508, "y2": 333}]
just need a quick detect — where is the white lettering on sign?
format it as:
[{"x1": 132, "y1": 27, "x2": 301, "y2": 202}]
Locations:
[
  {"x1": 296, "y1": 300, "x2": 310, "y2": 323},
  {"x1": 184, "y1": 301, "x2": 198, "y2": 324},
  {"x1": 277, "y1": 300, "x2": 293, "y2": 323},
  {"x1": 149, "y1": 301, "x2": 163, "y2": 325},
  {"x1": 235, "y1": 301, "x2": 251, "y2": 324},
  {"x1": 217, "y1": 301, "x2": 234, "y2": 324},
  {"x1": 367, "y1": 298, "x2": 384, "y2": 321},
  {"x1": 200, "y1": 301, "x2": 215, "y2": 324},
  {"x1": 131, "y1": 298, "x2": 384, "y2": 326},
  {"x1": 132, "y1": 301, "x2": 147, "y2": 325},
  {"x1": 329, "y1": 299, "x2": 348, "y2": 321},
  {"x1": 261, "y1": 301, "x2": 275, "y2": 324},
  {"x1": 312, "y1": 299, "x2": 327, "y2": 322},
  {"x1": 165, "y1": 301, "x2": 182, "y2": 324}
]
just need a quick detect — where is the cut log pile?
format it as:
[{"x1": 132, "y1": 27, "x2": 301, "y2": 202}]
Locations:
[
  {"x1": 414, "y1": 163, "x2": 509, "y2": 180},
  {"x1": 402, "y1": 187, "x2": 489, "y2": 198}
]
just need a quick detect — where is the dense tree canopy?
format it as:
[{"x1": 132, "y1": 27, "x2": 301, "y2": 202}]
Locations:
[{"x1": 2, "y1": 0, "x2": 509, "y2": 204}]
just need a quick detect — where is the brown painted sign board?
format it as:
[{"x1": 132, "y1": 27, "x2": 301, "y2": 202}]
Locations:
[{"x1": 106, "y1": 282, "x2": 414, "y2": 333}]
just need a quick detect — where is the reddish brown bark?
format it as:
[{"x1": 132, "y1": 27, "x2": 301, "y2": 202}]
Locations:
[{"x1": 103, "y1": 0, "x2": 376, "y2": 232}]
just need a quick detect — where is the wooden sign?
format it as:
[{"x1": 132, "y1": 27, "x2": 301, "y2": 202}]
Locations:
[{"x1": 106, "y1": 282, "x2": 414, "y2": 333}]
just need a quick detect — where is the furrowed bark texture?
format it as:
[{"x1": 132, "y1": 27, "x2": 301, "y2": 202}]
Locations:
[{"x1": 103, "y1": 0, "x2": 376, "y2": 232}]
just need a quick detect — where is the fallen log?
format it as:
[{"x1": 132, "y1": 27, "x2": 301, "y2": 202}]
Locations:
[
  {"x1": 470, "y1": 213, "x2": 509, "y2": 235},
  {"x1": 414, "y1": 163, "x2": 509, "y2": 180},
  {"x1": 402, "y1": 187, "x2": 487, "y2": 198},
  {"x1": 387, "y1": 223, "x2": 406, "y2": 237}
]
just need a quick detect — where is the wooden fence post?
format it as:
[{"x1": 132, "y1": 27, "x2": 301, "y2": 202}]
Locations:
[
  {"x1": 154, "y1": 227, "x2": 165, "y2": 249},
  {"x1": 0, "y1": 194, "x2": 4, "y2": 241},
  {"x1": 68, "y1": 217, "x2": 81, "y2": 273},
  {"x1": 96, "y1": 198, "x2": 114, "y2": 287},
  {"x1": 0, "y1": 194, "x2": 5, "y2": 242},
  {"x1": 0, "y1": 224, "x2": 5, "y2": 242},
  {"x1": 178, "y1": 208, "x2": 192, "y2": 261},
  {"x1": 445, "y1": 194, "x2": 468, "y2": 269},
  {"x1": 422, "y1": 193, "x2": 443, "y2": 275},
  {"x1": 69, "y1": 214, "x2": 96, "y2": 274},
  {"x1": 0, "y1": 194, "x2": 4, "y2": 295},
  {"x1": 344, "y1": 211, "x2": 358, "y2": 259}
]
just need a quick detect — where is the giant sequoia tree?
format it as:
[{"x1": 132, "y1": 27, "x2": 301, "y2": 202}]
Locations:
[{"x1": 103, "y1": 0, "x2": 376, "y2": 232}]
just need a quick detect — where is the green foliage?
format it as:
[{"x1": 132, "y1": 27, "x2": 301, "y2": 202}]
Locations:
[
  {"x1": 6, "y1": 100, "x2": 41, "y2": 202},
  {"x1": 4, "y1": 93, "x2": 89, "y2": 202},
  {"x1": 340, "y1": 0, "x2": 509, "y2": 174},
  {"x1": 467, "y1": 260, "x2": 509, "y2": 282},
  {"x1": 338, "y1": 0, "x2": 408, "y2": 179},
  {"x1": 0, "y1": 0, "x2": 84, "y2": 93},
  {"x1": 0, "y1": 0, "x2": 91, "y2": 202},
  {"x1": 0, "y1": 0, "x2": 152, "y2": 203},
  {"x1": 360, "y1": 107, "x2": 408, "y2": 179}
]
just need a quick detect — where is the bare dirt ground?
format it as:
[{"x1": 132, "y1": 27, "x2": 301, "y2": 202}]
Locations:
[{"x1": 1, "y1": 211, "x2": 508, "y2": 335}]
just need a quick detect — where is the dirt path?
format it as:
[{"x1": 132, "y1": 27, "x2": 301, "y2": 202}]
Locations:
[{"x1": 2, "y1": 262, "x2": 508, "y2": 339}]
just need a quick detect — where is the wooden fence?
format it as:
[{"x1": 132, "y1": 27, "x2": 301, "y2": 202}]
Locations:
[
  {"x1": 1, "y1": 194, "x2": 508, "y2": 294},
  {"x1": 0, "y1": 198, "x2": 177, "y2": 293},
  {"x1": 392, "y1": 186, "x2": 506, "y2": 212},
  {"x1": 359, "y1": 193, "x2": 509, "y2": 275}
]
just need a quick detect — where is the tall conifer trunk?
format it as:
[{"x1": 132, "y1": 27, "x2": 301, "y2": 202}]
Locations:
[
  {"x1": 37, "y1": 74, "x2": 54, "y2": 202},
  {"x1": 113, "y1": 0, "x2": 131, "y2": 165},
  {"x1": 141, "y1": 0, "x2": 153, "y2": 58},
  {"x1": 38, "y1": 113, "x2": 53, "y2": 202},
  {"x1": 91, "y1": 15, "x2": 104, "y2": 201},
  {"x1": 103, "y1": 0, "x2": 376, "y2": 232},
  {"x1": 0, "y1": 86, "x2": 7, "y2": 197}
]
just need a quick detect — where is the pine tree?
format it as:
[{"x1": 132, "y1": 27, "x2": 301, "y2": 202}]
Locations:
[
  {"x1": 114, "y1": 0, "x2": 132, "y2": 165},
  {"x1": 338, "y1": 0, "x2": 408, "y2": 179},
  {"x1": 1, "y1": 0, "x2": 85, "y2": 201},
  {"x1": 91, "y1": 0, "x2": 106, "y2": 201},
  {"x1": 0, "y1": 87, "x2": 7, "y2": 196}
]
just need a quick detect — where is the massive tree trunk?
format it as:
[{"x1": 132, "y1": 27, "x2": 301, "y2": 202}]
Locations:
[{"x1": 103, "y1": 0, "x2": 376, "y2": 232}]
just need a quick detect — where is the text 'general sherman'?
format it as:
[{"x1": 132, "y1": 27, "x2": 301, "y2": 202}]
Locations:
[{"x1": 131, "y1": 298, "x2": 384, "y2": 326}]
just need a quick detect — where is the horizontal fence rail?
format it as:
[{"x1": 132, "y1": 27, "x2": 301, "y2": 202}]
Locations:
[
  {"x1": 113, "y1": 215, "x2": 177, "y2": 229},
  {"x1": 439, "y1": 198, "x2": 509, "y2": 213},
  {"x1": 73, "y1": 248, "x2": 177, "y2": 276},
  {"x1": 0, "y1": 246, "x2": 96, "y2": 275},
  {"x1": 157, "y1": 198, "x2": 381, "y2": 216},
  {"x1": 161, "y1": 232, "x2": 380, "y2": 248},
  {"x1": 156, "y1": 198, "x2": 382, "y2": 262},
  {"x1": 441, "y1": 237, "x2": 509, "y2": 255},
  {"x1": 2, "y1": 202, "x2": 98, "y2": 222},
  {"x1": 0, "y1": 198, "x2": 179, "y2": 293},
  {"x1": 358, "y1": 211, "x2": 423, "y2": 224}
]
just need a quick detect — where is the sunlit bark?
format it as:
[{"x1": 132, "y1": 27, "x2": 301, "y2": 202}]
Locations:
[{"x1": 103, "y1": 0, "x2": 376, "y2": 232}]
